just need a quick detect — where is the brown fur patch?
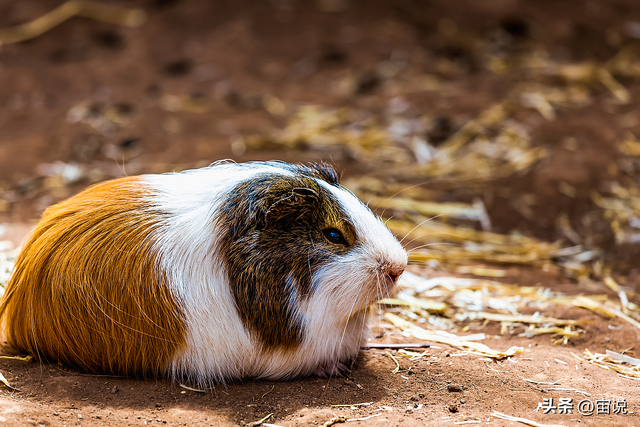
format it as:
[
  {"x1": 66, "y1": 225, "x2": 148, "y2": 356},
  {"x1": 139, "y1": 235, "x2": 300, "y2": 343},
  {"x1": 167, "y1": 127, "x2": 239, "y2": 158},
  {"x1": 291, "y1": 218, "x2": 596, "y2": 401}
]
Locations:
[
  {"x1": 0, "y1": 177, "x2": 186, "y2": 377},
  {"x1": 219, "y1": 165, "x2": 357, "y2": 350}
]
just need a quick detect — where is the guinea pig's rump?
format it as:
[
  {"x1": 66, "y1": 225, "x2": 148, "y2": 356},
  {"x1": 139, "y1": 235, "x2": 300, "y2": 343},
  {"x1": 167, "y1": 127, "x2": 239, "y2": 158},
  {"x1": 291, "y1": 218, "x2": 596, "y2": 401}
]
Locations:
[{"x1": 0, "y1": 176, "x2": 187, "y2": 377}]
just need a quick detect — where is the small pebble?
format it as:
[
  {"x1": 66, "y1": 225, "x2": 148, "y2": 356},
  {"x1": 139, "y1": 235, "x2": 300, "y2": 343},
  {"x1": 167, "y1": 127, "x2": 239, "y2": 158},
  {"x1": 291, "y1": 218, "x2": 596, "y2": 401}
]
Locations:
[{"x1": 447, "y1": 384, "x2": 463, "y2": 392}]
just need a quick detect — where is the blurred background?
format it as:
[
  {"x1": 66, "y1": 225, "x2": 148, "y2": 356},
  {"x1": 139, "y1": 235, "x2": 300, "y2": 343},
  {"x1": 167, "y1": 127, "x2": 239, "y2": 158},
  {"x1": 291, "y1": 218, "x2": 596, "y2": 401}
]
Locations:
[{"x1": 1, "y1": 0, "x2": 640, "y2": 286}]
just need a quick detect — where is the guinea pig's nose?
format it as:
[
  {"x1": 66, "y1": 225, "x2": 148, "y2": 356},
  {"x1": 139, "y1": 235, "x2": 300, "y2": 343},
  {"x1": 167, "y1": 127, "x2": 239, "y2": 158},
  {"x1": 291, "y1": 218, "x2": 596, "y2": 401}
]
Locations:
[
  {"x1": 382, "y1": 263, "x2": 405, "y2": 285},
  {"x1": 385, "y1": 265, "x2": 405, "y2": 284}
]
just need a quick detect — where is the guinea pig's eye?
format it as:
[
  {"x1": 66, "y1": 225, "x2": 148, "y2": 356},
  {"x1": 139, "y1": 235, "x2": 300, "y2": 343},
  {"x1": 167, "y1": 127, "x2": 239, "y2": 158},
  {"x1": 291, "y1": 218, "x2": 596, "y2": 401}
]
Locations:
[{"x1": 323, "y1": 228, "x2": 348, "y2": 246}]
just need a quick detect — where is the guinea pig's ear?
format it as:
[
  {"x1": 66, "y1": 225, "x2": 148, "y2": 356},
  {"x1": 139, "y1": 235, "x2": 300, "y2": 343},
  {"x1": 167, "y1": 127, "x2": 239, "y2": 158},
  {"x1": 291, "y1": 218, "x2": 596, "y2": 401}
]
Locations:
[{"x1": 264, "y1": 187, "x2": 320, "y2": 228}]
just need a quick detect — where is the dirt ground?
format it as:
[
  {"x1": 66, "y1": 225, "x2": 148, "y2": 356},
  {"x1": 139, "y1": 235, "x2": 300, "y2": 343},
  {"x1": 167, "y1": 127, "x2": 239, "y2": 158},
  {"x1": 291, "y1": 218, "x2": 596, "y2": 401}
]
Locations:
[{"x1": 1, "y1": 0, "x2": 640, "y2": 426}]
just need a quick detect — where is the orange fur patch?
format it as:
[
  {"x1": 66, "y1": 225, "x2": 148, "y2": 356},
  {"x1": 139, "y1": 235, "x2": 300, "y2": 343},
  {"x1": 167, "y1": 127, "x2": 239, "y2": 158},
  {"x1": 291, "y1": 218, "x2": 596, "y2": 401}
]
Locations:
[{"x1": 0, "y1": 177, "x2": 186, "y2": 377}]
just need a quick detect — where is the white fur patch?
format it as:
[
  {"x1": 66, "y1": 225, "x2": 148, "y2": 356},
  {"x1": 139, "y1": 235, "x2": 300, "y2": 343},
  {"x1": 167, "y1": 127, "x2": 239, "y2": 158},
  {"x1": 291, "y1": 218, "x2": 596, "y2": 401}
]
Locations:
[{"x1": 143, "y1": 161, "x2": 407, "y2": 385}]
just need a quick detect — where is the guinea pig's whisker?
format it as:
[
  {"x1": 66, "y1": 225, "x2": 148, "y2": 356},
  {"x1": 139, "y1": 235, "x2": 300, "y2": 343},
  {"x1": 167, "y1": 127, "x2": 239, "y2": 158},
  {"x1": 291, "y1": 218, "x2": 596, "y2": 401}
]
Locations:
[
  {"x1": 406, "y1": 255, "x2": 450, "y2": 275},
  {"x1": 430, "y1": 261, "x2": 450, "y2": 276},
  {"x1": 372, "y1": 181, "x2": 433, "y2": 212},
  {"x1": 402, "y1": 231, "x2": 458, "y2": 249},
  {"x1": 401, "y1": 231, "x2": 452, "y2": 248},
  {"x1": 358, "y1": 303, "x2": 370, "y2": 348},
  {"x1": 399, "y1": 215, "x2": 444, "y2": 244},
  {"x1": 410, "y1": 230, "x2": 465, "y2": 246},
  {"x1": 112, "y1": 154, "x2": 128, "y2": 177},
  {"x1": 340, "y1": 283, "x2": 361, "y2": 348},
  {"x1": 375, "y1": 271, "x2": 388, "y2": 317},
  {"x1": 406, "y1": 242, "x2": 465, "y2": 253},
  {"x1": 403, "y1": 231, "x2": 467, "y2": 249}
]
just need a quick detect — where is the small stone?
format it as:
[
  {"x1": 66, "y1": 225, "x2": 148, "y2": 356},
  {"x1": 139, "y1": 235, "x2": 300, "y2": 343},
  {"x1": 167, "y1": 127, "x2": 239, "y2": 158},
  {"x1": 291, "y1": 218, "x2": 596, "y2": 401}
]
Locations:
[
  {"x1": 460, "y1": 399, "x2": 466, "y2": 404},
  {"x1": 410, "y1": 395, "x2": 420, "y2": 402},
  {"x1": 163, "y1": 59, "x2": 193, "y2": 77},
  {"x1": 111, "y1": 386, "x2": 118, "y2": 394},
  {"x1": 448, "y1": 404, "x2": 459, "y2": 413},
  {"x1": 447, "y1": 384, "x2": 463, "y2": 393},
  {"x1": 77, "y1": 414, "x2": 83, "y2": 419}
]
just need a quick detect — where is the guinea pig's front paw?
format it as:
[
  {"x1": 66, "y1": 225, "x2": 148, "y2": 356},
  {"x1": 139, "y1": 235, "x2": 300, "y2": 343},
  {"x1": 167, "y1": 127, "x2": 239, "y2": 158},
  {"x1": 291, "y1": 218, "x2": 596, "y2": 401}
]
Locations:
[{"x1": 313, "y1": 361, "x2": 350, "y2": 378}]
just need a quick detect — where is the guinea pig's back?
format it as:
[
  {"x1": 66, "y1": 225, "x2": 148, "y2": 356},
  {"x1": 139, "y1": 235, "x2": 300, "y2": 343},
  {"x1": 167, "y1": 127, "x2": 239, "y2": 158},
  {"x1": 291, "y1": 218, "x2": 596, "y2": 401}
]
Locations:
[{"x1": 0, "y1": 176, "x2": 187, "y2": 376}]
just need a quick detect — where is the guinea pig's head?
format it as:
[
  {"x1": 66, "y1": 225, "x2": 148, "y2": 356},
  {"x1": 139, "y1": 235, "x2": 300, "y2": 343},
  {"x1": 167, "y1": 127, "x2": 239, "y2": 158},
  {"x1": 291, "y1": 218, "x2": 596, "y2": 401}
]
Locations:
[{"x1": 219, "y1": 162, "x2": 407, "y2": 350}]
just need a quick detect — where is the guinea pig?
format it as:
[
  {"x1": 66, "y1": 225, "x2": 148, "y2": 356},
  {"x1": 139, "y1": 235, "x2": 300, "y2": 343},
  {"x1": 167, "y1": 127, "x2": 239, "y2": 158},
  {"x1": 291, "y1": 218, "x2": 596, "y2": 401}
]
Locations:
[{"x1": 0, "y1": 161, "x2": 407, "y2": 386}]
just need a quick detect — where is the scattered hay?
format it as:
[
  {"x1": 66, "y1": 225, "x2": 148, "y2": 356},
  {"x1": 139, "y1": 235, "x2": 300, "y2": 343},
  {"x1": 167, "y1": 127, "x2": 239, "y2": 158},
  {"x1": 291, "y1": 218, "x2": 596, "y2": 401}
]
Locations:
[
  {"x1": 0, "y1": 1, "x2": 146, "y2": 45},
  {"x1": 330, "y1": 402, "x2": 373, "y2": 408},
  {"x1": 385, "y1": 352, "x2": 401, "y2": 374},
  {"x1": 583, "y1": 349, "x2": 640, "y2": 380},
  {"x1": 0, "y1": 371, "x2": 19, "y2": 392},
  {"x1": 0, "y1": 355, "x2": 32, "y2": 362},
  {"x1": 319, "y1": 416, "x2": 347, "y2": 426},
  {"x1": 491, "y1": 411, "x2": 568, "y2": 427},
  {"x1": 384, "y1": 313, "x2": 523, "y2": 359},
  {"x1": 371, "y1": 270, "x2": 640, "y2": 378},
  {"x1": 179, "y1": 383, "x2": 206, "y2": 393},
  {"x1": 247, "y1": 413, "x2": 274, "y2": 427}
]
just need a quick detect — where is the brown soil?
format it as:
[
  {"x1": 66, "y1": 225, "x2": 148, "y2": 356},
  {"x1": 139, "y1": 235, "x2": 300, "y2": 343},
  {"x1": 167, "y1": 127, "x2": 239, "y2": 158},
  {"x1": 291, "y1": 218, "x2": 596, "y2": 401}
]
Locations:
[{"x1": 1, "y1": 0, "x2": 640, "y2": 426}]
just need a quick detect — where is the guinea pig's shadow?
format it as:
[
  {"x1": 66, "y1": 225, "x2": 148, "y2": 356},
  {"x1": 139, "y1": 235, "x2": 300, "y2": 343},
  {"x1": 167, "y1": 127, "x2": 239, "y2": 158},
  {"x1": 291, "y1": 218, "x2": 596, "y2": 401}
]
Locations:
[{"x1": 0, "y1": 352, "x2": 387, "y2": 424}]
